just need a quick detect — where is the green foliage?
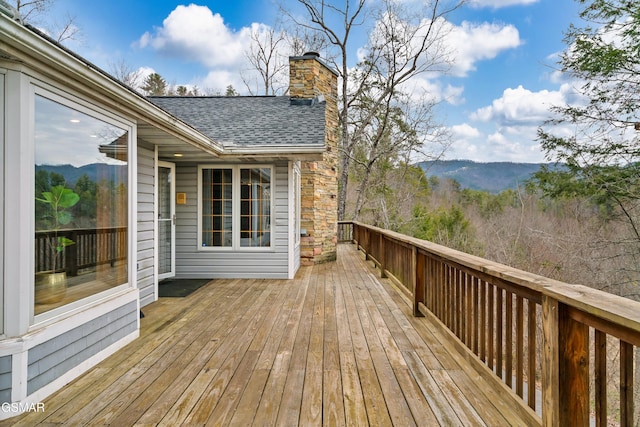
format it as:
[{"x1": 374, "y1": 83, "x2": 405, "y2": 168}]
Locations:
[
  {"x1": 142, "y1": 73, "x2": 168, "y2": 96},
  {"x1": 411, "y1": 205, "x2": 473, "y2": 250},
  {"x1": 74, "y1": 173, "x2": 98, "y2": 220},
  {"x1": 36, "y1": 185, "x2": 80, "y2": 256},
  {"x1": 530, "y1": 163, "x2": 640, "y2": 220},
  {"x1": 225, "y1": 85, "x2": 240, "y2": 96},
  {"x1": 36, "y1": 185, "x2": 80, "y2": 228},
  {"x1": 537, "y1": 0, "x2": 640, "y2": 249},
  {"x1": 539, "y1": 0, "x2": 640, "y2": 162},
  {"x1": 461, "y1": 188, "x2": 517, "y2": 217}
]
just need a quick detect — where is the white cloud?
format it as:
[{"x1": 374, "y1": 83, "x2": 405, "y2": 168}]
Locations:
[
  {"x1": 468, "y1": 0, "x2": 539, "y2": 9},
  {"x1": 447, "y1": 123, "x2": 546, "y2": 163},
  {"x1": 403, "y1": 77, "x2": 465, "y2": 105},
  {"x1": 200, "y1": 70, "x2": 246, "y2": 95},
  {"x1": 447, "y1": 83, "x2": 588, "y2": 162},
  {"x1": 137, "y1": 4, "x2": 255, "y2": 68},
  {"x1": 470, "y1": 85, "x2": 568, "y2": 125},
  {"x1": 451, "y1": 123, "x2": 481, "y2": 138},
  {"x1": 446, "y1": 21, "x2": 522, "y2": 77}
]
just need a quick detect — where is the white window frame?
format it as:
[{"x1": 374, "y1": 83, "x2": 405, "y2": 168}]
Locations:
[
  {"x1": 0, "y1": 71, "x2": 4, "y2": 335},
  {"x1": 198, "y1": 164, "x2": 274, "y2": 251},
  {"x1": 30, "y1": 83, "x2": 136, "y2": 326},
  {"x1": 293, "y1": 163, "x2": 301, "y2": 247}
]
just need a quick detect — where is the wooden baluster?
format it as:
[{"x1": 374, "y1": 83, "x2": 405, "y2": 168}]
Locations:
[
  {"x1": 480, "y1": 279, "x2": 486, "y2": 363},
  {"x1": 488, "y1": 284, "x2": 495, "y2": 372},
  {"x1": 528, "y1": 299, "x2": 537, "y2": 410},
  {"x1": 496, "y1": 288, "x2": 504, "y2": 380},
  {"x1": 620, "y1": 340, "x2": 634, "y2": 427},
  {"x1": 413, "y1": 247, "x2": 424, "y2": 317},
  {"x1": 506, "y1": 291, "x2": 513, "y2": 389},
  {"x1": 473, "y1": 276, "x2": 479, "y2": 356},
  {"x1": 594, "y1": 330, "x2": 606, "y2": 427},
  {"x1": 516, "y1": 295, "x2": 524, "y2": 398}
]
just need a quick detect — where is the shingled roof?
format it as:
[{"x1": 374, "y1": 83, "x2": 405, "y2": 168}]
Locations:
[{"x1": 148, "y1": 96, "x2": 326, "y2": 148}]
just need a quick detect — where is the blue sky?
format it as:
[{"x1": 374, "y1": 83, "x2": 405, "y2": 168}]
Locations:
[{"x1": 42, "y1": 0, "x2": 583, "y2": 163}]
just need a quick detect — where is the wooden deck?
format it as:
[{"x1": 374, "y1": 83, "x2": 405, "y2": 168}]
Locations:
[{"x1": 6, "y1": 244, "x2": 532, "y2": 426}]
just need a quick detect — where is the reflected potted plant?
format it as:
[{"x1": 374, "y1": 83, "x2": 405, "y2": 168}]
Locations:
[{"x1": 35, "y1": 185, "x2": 79, "y2": 304}]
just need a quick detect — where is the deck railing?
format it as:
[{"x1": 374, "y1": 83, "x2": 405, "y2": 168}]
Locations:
[
  {"x1": 35, "y1": 227, "x2": 127, "y2": 276},
  {"x1": 339, "y1": 220, "x2": 640, "y2": 427}
]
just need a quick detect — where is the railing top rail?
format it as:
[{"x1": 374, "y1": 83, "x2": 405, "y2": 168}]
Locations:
[{"x1": 341, "y1": 220, "x2": 640, "y2": 335}]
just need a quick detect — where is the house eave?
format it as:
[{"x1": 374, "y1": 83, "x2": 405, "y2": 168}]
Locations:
[
  {"x1": 219, "y1": 144, "x2": 326, "y2": 161},
  {"x1": 0, "y1": 13, "x2": 223, "y2": 157}
]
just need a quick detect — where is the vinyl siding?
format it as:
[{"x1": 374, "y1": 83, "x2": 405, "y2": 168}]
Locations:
[
  {"x1": 0, "y1": 356, "x2": 10, "y2": 404},
  {"x1": 137, "y1": 143, "x2": 155, "y2": 307},
  {"x1": 175, "y1": 162, "x2": 290, "y2": 278},
  {"x1": 27, "y1": 301, "x2": 137, "y2": 395}
]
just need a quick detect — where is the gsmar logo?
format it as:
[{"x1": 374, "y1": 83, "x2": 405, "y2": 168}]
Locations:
[{"x1": 1, "y1": 402, "x2": 45, "y2": 413}]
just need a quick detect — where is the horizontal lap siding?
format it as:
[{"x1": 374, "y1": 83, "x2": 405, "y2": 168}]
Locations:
[
  {"x1": 27, "y1": 301, "x2": 138, "y2": 395},
  {"x1": 137, "y1": 144, "x2": 155, "y2": 307},
  {"x1": 0, "y1": 356, "x2": 11, "y2": 404},
  {"x1": 175, "y1": 163, "x2": 290, "y2": 279}
]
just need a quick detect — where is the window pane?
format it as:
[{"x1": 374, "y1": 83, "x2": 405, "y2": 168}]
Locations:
[
  {"x1": 240, "y1": 168, "x2": 271, "y2": 247},
  {"x1": 34, "y1": 95, "x2": 128, "y2": 315},
  {"x1": 202, "y1": 168, "x2": 233, "y2": 247}
]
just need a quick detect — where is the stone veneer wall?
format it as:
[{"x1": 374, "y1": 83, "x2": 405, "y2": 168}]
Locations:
[{"x1": 289, "y1": 54, "x2": 339, "y2": 265}]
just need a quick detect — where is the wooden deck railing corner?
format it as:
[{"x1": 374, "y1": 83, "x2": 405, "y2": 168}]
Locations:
[{"x1": 338, "y1": 220, "x2": 640, "y2": 426}]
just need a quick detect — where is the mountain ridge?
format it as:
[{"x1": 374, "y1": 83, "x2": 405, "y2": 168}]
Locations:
[{"x1": 419, "y1": 160, "x2": 558, "y2": 193}]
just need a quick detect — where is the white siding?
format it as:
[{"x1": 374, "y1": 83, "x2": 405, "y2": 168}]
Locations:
[
  {"x1": 137, "y1": 143, "x2": 155, "y2": 306},
  {"x1": 175, "y1": 162, "x2": 290, "y2": 278}
]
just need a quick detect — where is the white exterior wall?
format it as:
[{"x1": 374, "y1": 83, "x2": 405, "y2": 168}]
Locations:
[
  {"x1": 137, "y1": 142, "x2": 156, "y2": 307},
  {"x1": 174, "y1": 162, "x2": 293, "y2": 279}
]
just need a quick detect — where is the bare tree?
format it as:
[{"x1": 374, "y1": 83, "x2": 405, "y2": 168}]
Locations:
[
  {"x1": 284, "y1": 24, "x2": 331, "y2": 57},
  {"x1": 9, "y1": 0, "x2": 81, "y2": 43},
  {"x1": 108, "y1": 59, "x2": 144, "y2": 91},
  {"x1": 286, "y1": 0, "x2": 462, "y2": 220},
  {"x1": 284, "y1": 0, "x2": 367, "y2": 221},
  {"x1": 242, "y1": 25, "x2": 289, "y2": 95},
  {"x1": 10, "y1": 0, "x2": 52, "y2": 22},
  {"x1": 349, "y1": 91, "x2": 450, "y2": 220}
]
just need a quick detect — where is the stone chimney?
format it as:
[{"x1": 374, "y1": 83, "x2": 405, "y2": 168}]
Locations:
[{"x1": 289, "y1": 52, "x2": 339, "y2": 264}]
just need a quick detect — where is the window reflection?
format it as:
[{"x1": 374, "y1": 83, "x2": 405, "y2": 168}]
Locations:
[{"x1": 34, "y1": 95, "x2": 128, "y2": 315}]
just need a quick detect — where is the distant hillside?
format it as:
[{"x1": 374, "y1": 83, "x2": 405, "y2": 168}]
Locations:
[
  {"x1": 419, "y1": 160, "x2": 558, "y2": 193},
  {"x1": 36, "y1": 163, "x2": 127, "y2": 186}
]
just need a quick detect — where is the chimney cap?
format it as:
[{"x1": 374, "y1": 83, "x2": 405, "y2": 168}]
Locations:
[{"x1": 303, "y1": 51, "x2": 320, "y2": 58}]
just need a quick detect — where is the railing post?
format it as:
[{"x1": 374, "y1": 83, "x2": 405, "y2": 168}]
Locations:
[
  {"x1": 560, "y1": 306, "x2": 590, "y2": 426},
  {"x1": 542, "y1": 295, "x2": 589, "y2": 427},
  {"x1": 65, "y1": 230, "x2": 78, "y2": 277}
]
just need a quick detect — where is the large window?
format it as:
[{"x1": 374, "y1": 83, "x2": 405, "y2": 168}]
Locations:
[
  {"x1": 34, "y1": 94, "x2": 129, "y2": 315},
  {"x1": 200, "y1": 166, "x2": 272, "y2": 249}
]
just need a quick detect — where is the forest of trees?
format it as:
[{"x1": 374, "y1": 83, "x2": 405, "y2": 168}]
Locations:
[
  {"x1": 350, "y1": 166, "x2": 640, "y2": 301},
  {"x1": 35, "y1": 169, "x2": 127, "y2": 230}
]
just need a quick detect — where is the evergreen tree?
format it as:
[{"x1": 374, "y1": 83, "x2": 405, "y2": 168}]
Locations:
[{"x1": 142, "y1": 73, "x2": 168, "y2": 96}]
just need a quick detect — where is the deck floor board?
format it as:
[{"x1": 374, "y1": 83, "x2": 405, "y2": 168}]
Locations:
[{"x1": 5, "y1": 244, "x2": 533, "y2": 426}]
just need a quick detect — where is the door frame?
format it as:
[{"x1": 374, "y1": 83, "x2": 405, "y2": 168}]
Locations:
[{"x1": 156, "y1": 161, "x2": 176, "y2": 282}]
